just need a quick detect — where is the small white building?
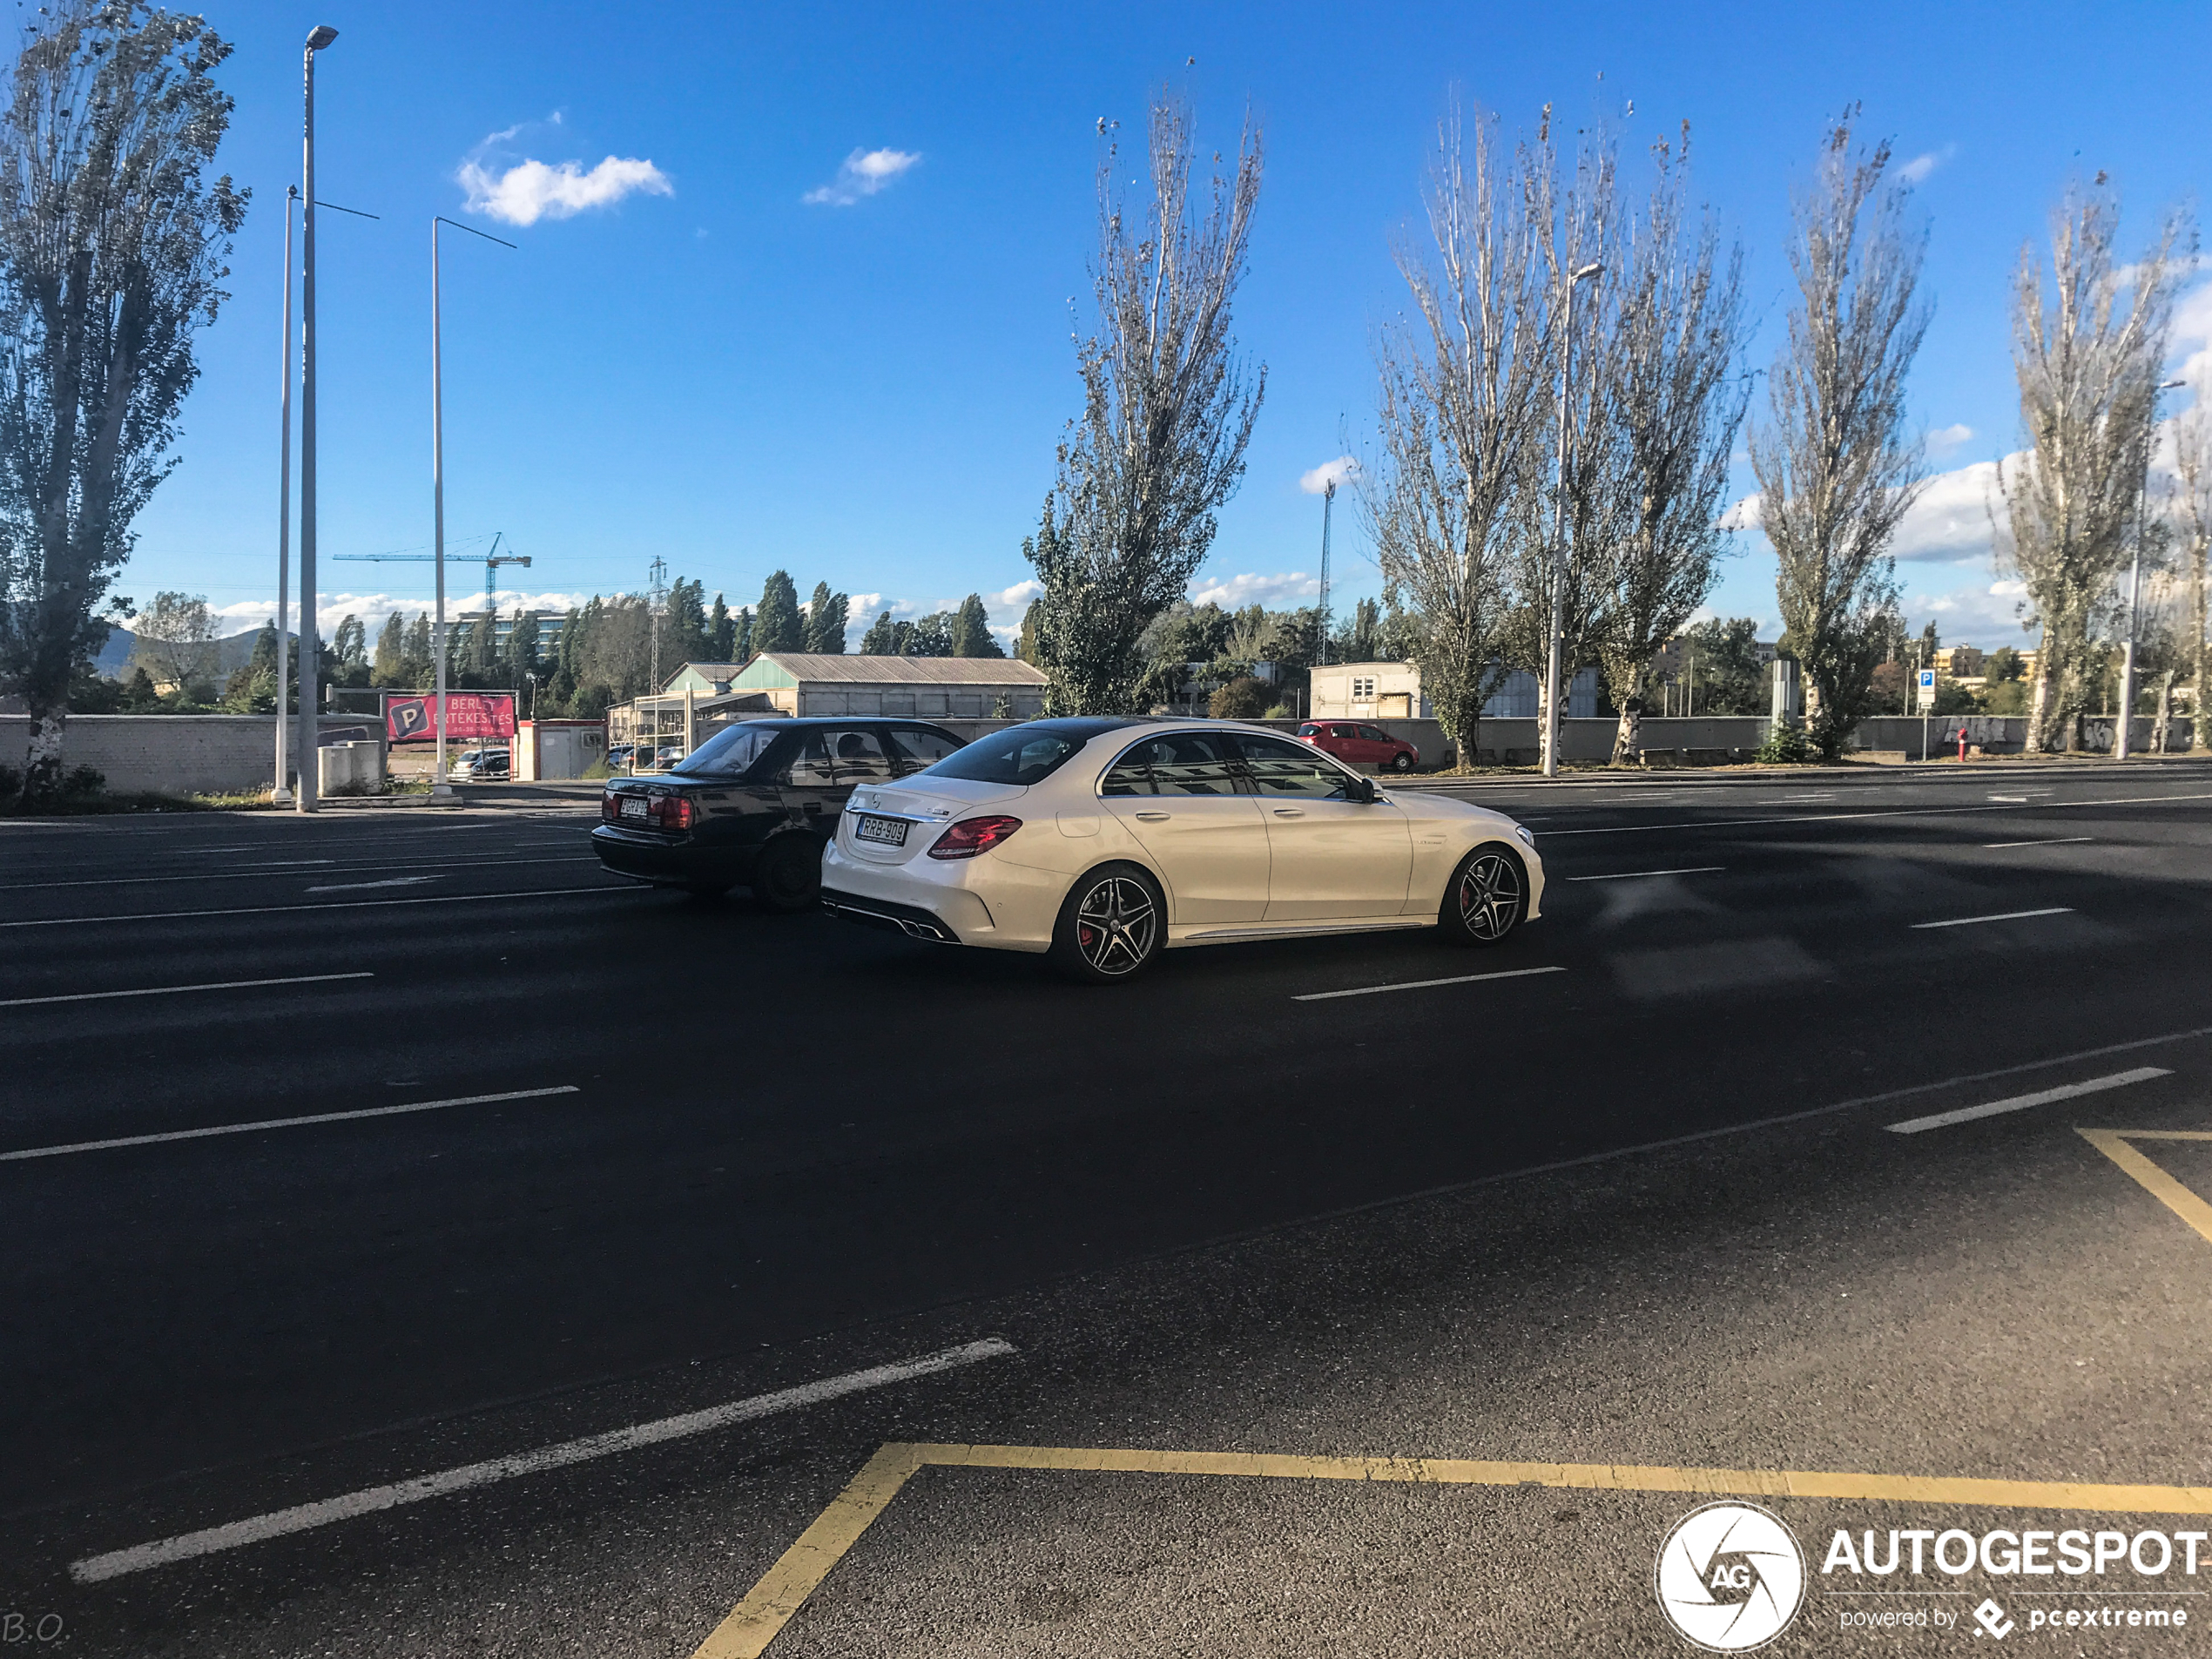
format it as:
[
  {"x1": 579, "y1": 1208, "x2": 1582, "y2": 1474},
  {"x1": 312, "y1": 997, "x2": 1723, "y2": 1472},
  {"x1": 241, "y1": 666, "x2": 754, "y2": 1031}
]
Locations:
[
  {"x1": 1309, "y1": 660, "x2": 1602, "y2": 720},
  {"x1": 723, "y1": 652, "x2": 1049, "y2": 718}
]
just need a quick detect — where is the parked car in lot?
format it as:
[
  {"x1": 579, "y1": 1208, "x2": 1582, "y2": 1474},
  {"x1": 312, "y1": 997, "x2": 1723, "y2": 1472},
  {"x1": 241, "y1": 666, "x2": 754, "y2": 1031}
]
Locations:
[
  {"x1": 821, "y1": 716, "x2": 1541, "y2": 982},
  {"x1": 593, "y1": 718, "x2": 967, "y2": 909},
  {"x1": 449, "y1": 747, "x2": 509, "y2": 779},
  {"x1": 654, "y1": 745, "x2": 687, "y2": 769},
  {"x1": 1297, "y1": 720, "x2": 1418, "y2": 772}
]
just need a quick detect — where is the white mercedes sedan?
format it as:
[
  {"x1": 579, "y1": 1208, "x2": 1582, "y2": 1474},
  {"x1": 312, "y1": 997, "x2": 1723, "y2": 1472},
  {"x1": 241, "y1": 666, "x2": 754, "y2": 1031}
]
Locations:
[{"x1": 819, "y1": 717, "x2": 1544, "y2": 984}]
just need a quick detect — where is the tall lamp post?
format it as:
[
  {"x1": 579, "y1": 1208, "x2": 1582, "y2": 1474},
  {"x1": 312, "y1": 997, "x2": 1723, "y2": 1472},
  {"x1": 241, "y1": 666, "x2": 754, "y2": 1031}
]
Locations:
[
  {"x1": 1317, "y1": 479, "x2": 1334, "y2": 669},
  {"x1": 273, "y1": 184, "x2": 298, "y2": 803},
  {"x1": 2116, "y1": 377, "x2": 2188, "y2": 759},
  {"x1": 1541, "y1": 261, "x2": 1602, "y2": 779},
  {"x1": 430, "y1": 214, "x2": 516, "y2": 795},
  {"x1": 294, "y1": 24, "x2": 339, "y2": 813}
]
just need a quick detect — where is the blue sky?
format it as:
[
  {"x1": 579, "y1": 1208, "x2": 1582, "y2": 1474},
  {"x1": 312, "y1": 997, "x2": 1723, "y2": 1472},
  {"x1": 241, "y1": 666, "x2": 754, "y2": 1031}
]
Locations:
[{"x1": 124, "y1": 0, "x2": 2211, "y2": 651}]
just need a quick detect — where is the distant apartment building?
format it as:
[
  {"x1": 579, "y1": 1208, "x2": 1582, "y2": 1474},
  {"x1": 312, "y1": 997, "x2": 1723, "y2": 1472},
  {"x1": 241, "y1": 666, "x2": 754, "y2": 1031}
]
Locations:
[{"x1": 1308, "y1": 661, "x2": 1601, "y2": 720}]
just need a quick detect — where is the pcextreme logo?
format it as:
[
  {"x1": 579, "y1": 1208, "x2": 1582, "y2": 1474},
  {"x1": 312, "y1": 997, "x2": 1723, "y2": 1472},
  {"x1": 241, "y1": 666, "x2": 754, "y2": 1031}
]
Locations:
[{"x1": 1656, "y1": 1502, "x2": 1808, "y2": 1651}]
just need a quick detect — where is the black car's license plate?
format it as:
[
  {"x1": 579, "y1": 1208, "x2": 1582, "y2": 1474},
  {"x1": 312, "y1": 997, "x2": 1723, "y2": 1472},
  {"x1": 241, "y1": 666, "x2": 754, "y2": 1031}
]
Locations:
[
  {"x1": 618, "y1": 796, "x2": 647, "y2": 821},
  {"x1": 855, "y1": 813, "x2": 907, "y2": 846}
]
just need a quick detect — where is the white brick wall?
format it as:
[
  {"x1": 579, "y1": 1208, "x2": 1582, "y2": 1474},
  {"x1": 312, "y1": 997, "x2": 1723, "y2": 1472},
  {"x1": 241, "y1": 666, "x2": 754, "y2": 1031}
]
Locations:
[{"x1": 0, "y1": 715, "x2": 383, "y2": 794}]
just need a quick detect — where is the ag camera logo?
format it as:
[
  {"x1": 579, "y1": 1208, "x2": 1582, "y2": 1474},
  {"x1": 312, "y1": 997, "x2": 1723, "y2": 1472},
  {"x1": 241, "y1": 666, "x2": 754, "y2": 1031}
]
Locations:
[{"x1": 1656, "y1": 1502, "x2": 1807, "y2": 1651}]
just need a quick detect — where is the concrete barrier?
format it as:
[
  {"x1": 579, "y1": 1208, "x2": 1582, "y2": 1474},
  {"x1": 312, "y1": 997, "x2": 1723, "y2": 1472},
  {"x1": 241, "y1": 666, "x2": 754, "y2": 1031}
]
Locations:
[{"x1": 0, "y1": 714, "x2": 382, "y2": 795}]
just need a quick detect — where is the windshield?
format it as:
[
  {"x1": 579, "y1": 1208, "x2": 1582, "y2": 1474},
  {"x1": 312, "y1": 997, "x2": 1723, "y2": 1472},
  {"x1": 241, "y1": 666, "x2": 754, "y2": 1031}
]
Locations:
[
  {"x1": 921, "y1": 727, "x2": 1083, "y2": 786},
  {"x1": 672, "y1": 722, "x2": 786, "y2": 778}
]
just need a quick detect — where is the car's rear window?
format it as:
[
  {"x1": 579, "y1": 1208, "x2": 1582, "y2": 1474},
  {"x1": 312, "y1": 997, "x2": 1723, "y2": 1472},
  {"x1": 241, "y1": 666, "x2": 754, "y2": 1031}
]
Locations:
[
  {"x1": 921, "y1": 728, "x2": 1082, "y2": 786},
  {"x1": 673, "y1": 722, "x2": 786, "y2": 778}
]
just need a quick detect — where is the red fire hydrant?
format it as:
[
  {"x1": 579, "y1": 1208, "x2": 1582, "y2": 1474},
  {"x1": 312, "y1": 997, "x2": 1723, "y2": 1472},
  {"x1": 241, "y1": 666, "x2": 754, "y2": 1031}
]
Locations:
[{"x1": 1956, "y1": 726, "x2": 1969, "y2": 761}]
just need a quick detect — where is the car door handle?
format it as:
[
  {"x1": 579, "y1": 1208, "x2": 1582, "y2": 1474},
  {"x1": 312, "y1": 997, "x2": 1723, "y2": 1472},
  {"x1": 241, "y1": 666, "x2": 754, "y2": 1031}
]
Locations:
[
  {"x1": 1272, "y1": 808, "x2": 1305, "y2": 818},
  {"x1": 1135, "y1": 811, "x2": 1170, "y2": 821}
]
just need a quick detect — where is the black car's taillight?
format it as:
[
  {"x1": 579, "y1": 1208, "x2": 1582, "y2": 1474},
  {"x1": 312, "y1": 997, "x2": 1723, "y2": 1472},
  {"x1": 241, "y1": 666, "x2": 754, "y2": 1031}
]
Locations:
[
  {"x1": 649, "y1": 794, "x2": 696, "y2": 831},
  {"x1": 600, "y1": 791, "x2": 620, "y2": 823}
]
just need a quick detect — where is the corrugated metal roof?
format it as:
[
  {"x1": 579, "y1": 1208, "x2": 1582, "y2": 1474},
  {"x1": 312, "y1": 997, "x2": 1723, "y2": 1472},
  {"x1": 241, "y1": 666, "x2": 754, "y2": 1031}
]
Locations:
[{"x1": 750, "y1": 652, "x2": 1049, "y2": 686}]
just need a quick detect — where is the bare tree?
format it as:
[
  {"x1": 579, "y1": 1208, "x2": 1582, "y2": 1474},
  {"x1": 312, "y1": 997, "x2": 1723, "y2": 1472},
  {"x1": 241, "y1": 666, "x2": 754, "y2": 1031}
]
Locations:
[
  {"x1": 1361, "y1": 101, "x2": 1551, "y2": 768},
  {"x1": 1750, "y1": 118, "x2": 1928, "y2": 759},
  {"x1": 1995, "y1": 181, "x2": 2189, "y2": 752},
  {"x1": 2170, "y1": 399, "x2": 2211, "y2": 751},
  {"x1": 1598, "y1": 125, "x2": 1749, "y2": 761},
  {"x1": 0, "y1": 2, "x2": 246, "y2": 804},
  {"x1": 1026, "y1": 94, "x2": 1264, "y2": 714}
]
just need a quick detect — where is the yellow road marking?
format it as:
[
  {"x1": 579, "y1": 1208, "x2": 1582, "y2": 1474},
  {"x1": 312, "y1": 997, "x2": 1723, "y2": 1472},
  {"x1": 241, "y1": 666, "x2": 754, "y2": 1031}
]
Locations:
[
  {"x1": 2079, "y1": 1129, "x2": 2212, "y2": 1246},
  {"x1": 687, "y1": 1443, "x2": 2212, "y2": 1657}
]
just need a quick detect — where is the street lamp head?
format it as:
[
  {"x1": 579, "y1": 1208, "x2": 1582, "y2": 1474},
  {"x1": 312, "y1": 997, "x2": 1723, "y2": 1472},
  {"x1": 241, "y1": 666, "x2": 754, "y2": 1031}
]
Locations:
[{"x1": 305, "y1": 24, "x2": 339, "y2": 50}]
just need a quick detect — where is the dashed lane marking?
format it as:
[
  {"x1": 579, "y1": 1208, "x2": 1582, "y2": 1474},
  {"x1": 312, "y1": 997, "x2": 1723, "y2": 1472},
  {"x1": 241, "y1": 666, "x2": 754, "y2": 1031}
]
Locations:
[
  {"x1": 0, "y1": 971, "x2": 374, "y2": 1011},
  {"x1": 1566, "y1": 866, "x2": 1724, "y2": 882},
  {"x1": 304, "y1": 875, "x2": 440, "y2": 894},
  {"x1": 0, "y1": 1085, "x2": 579, "y2": 1163},
  {"x1": 689, "y1": 1443, "x2": 2212, "y2": 1659},
  {"x1": 1291, "y1": 965, "x2": 1567, "y2": 1001},
  {"x1": 1533, "y1": 789, "x2": 2212, "y2": 838},
  {"x1": 67, "y1": 1339, "x2": 1016, "y2": 1584},
  {"x1": 1984, "y1": 837, "x2": 2094, "y2": 849},
  {"x1": 1912, "y1": 907, "x2": 2074, "y2": 930},
  {"x1": 1885, "y1": 1068, "x2": 2170, "y2": 1133},
  {"x1": 2078, "y1": 1130, "x2": 2212, "y2": 1248}
]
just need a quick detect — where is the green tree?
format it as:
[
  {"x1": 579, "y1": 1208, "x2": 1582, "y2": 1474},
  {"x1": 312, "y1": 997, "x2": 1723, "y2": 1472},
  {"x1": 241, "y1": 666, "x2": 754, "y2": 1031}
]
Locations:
[
  {"x1": 402, "y1": 612, "x2": 434, "y2": 688},
  {"x1": 903, "y1": 611, "x2": 955, "y2": 656},
  {"x1": 707, "y1": 593, "x2": 734, "y2": 660},
  {"x1": 859, "y1": 610, "x2": 900, "y2": 655},
  {"x1": 951, "y1": 592, "x2": 1003, "y2": 657},
  {"x1": 1209, "y1": 676, "x2": 1271, "y2": 719},
  {"x1": 0, "y1": 3, "x2": 248, "y2": 804},
  {"x1": 753, "y1": 570, "x2": 803, "y2": 653},
  {"x1": 1679, "y1": 617, "x2": 1768, "y2": 715},
  {"x1": 667, "y1": 577, "x2": 711, "y2": 665},
  {"x1": 372, "y1": 611, "x2": 403, "y2": 682},
  {"x1": 505, "y1": 608, "x2": 540, "y2": 682},
  {"x1": 804, "y1": 582, "x2": 849, "y2": 652}
]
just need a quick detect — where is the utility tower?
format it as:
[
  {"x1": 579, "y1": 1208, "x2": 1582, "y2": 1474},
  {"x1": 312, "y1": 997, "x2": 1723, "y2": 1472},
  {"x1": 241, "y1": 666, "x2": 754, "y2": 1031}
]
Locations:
[{"x1": 647, "y1": 556, "x2": 670, "y2": 692}]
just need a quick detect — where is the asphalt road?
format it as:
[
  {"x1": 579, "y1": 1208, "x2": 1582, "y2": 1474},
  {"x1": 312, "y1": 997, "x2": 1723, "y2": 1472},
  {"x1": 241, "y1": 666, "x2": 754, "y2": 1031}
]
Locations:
[{"x1": 4, "y1": 757, "x2": 2212, "y2": 1656}]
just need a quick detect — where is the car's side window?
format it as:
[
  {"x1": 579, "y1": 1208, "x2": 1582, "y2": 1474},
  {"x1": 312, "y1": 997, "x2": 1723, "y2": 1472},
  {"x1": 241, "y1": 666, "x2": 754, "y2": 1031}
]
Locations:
[
  {"x1": 779, "y1": 732, "x2": 834, "y2": 787},
  {"x1": 826, "y1": 729, "x2": 895, "y2": 784},
  {"x1": 1359, "y1": 725, "x2": 1388, "y2": 743},
  {"x1": 1101, "y1": 734, "x2": 1241, "y2": 797},
  {"x1": 1234, "y1": 732, "x2": 1356, "y2": 799},
  {"x1": 887, "y1": 728, "x2": 961, "y2": 774}
]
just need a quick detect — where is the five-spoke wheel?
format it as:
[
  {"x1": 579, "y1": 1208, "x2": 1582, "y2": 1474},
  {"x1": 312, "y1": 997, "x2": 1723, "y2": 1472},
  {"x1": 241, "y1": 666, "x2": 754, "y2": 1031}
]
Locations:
[
  {"x1": 1051, "y1": 865, "x2": 1164, "y2": 983},
  {"x1": 1440, "y1": 845, "x2": 1525, "y2": 947}
]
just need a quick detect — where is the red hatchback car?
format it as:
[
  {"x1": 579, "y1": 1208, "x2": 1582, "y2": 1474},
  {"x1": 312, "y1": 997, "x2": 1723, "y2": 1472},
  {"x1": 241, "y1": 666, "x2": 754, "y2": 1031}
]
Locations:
[{"x1": 1297, "y1": 720, "x2": 1420, "y2": 772}]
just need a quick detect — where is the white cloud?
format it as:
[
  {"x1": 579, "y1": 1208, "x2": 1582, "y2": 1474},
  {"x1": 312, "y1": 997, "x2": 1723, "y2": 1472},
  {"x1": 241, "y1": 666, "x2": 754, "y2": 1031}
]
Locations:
[
  {"x1": 1897, "y1": 145, "x2": 1957, "y2": 185},
  {"x1": 804, "y1": 147, "x2": 921, "y2": 207},
  {"x1": 1892, "y1": 457, "x2": 2010, "y2": 562},
  {"x1": 1927, "y1": 422, "x2": 1974, "y2": 457},
  {"x1": 1190, "y1": 570, "x2": 1318, "y2": 608},
  {"x1": 1900, "y1": 565, "x2": 2039, "y2": 647},
  {"x1": 459, "y1": 152, "x2": 672, "y2": 226},
  {"x1": 1299, "y1": 455, "x2": 1359, "y2": 495},
  {"x1": 989, "y1": 578, "x2": 1044, "y2": 608},
  {"x1": 1718, "y1": 493, "x2": 1762, "y2": 531}
]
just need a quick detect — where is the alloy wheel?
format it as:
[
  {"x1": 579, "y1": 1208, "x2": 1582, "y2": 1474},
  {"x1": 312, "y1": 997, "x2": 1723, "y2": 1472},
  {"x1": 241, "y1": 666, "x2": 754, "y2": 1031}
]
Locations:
[
  {"x1": 1456, "y1": 852, "x2": 1522, "y2": 941},
  {"x1": 1074, "y1": 875, "x2": 1158, "y2": 975}
]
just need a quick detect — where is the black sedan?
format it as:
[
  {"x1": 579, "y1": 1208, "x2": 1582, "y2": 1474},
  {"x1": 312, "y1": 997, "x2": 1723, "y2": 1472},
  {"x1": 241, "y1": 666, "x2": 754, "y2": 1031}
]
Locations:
[{"x1": 592, "y1": 718, "x2": 967, "y2": 910}]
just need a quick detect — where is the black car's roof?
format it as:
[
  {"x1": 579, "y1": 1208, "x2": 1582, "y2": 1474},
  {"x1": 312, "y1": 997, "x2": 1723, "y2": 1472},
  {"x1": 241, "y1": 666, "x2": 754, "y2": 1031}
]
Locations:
[{"x1": 737, "y1": 716, "x2": 961, "y2": 728}]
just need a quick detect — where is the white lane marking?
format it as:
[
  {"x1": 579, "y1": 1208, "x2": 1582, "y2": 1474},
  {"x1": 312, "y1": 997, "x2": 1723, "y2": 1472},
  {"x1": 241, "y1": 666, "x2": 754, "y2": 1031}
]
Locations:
[
  {"x1": 1294, "y1": 965, "x2": 1568, "y2": 1001},
  {"x1": 0, "y1": 972, "x2": 374, "y2": 1011},
  {"x1": 68, "y1": 1337, "x2": 1019, "y2": 1582},
  {"x1": 1567, "y1": 866, "x2": 1725, "y2": 883},
  {"x1": 0, "y1": 886, "x2": 641, "y2": 929},
  {"x1": 0, "y1": 1084, "x2": 578, "y2": 1163},
  {"x1": 1885, "y1": 1068, "x2": 2170, "y2": 1134},
  {"x1": 1533, "y1": 789, "x2": 2212, "y2": 837},
  {"x1": 0, "y1": 855, "x2": 600, "y2": 894},
  {"x1": 1912, "y1": 907, "x2": 2074, "y2": 930},
  {"x1": 232, "y1": 860, "x2": 337, "y2": 868},
  {"x1": 304, "y1": 876, "x2": 439, "y2": 894},
  {"x1": 1987, "y1": 795, "x2": 2028, "y2": 802},
  {"x1": 1983, "y1": 836, "x2": 2094, "y2": 849}
]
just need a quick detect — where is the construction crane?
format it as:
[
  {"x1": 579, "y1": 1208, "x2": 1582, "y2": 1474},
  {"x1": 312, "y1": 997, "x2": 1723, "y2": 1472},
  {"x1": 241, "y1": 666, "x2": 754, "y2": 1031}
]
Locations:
[{"x1": 334, "y1": 531, "x2": 531, "y2": 630}]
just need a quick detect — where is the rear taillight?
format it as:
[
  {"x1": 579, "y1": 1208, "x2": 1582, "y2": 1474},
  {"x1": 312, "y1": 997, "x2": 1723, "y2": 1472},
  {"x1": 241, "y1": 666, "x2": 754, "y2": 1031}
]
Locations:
[
  {"x1": 600, "y1": 791, "x2": 620, "y2": 823},
  {"x1": 927, "y1": 814, "x2": 1022, "y2": 860},
  {"x1": 650, "y1": 794, "x2": 696, "y2": 831}
]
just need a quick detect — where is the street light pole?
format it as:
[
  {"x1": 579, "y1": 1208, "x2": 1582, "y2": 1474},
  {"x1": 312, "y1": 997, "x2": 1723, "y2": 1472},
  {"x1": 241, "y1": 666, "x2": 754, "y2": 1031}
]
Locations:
[
  {"x1": 430, "y1": 214, "x2": 516, "y2": 796},
  {"x1": 2117, "y1": 378, "x2": 2188, "y2": 760},
  {"x1": 273, "y1": 185, "x2": 298, "y2": 803},
  {"x1": 1542, "y1": 261, "x2": 1602, "y2": 779},
  {"x1": 1318, "y1": 479, "x2": 1334, "y2": 669},
  {"x1": 295, "y1": 26, "x2": 338, "y2": 813}
]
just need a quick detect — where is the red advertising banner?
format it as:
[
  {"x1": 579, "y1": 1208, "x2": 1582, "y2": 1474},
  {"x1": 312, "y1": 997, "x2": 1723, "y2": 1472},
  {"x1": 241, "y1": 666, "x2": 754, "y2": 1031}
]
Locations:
[{"x1": 383, "y1": 692, "x2": 516, "y2": 743}]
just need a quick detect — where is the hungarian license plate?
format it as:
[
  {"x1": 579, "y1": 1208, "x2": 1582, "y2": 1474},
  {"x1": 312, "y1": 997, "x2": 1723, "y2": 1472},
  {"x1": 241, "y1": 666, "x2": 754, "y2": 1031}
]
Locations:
[
  {"x1": 855, "y1": 813, "x2": 907, "y2": 847},
  {"x1": 618, "y1": 796, "x2": 648, "y2": 821}
]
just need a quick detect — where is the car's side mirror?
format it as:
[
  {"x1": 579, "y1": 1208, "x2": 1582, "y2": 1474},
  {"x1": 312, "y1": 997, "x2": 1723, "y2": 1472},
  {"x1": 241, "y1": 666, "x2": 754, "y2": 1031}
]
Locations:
[{"x1": 1345, "y1": 775, "x2": 1378, "y2": 803}]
